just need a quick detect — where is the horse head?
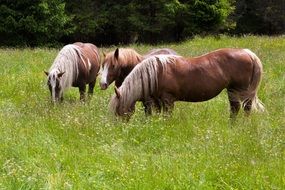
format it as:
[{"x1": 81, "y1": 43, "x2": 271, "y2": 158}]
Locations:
[
  {"x1": 109, "y1": 86, "x2": 135, "y2": 119},
  {"x1": 45, "y1": 69, "x2": 65, "y2": 102},
  {"x1": 100, "y1": 48, "x2": 121, "y2": 90}
]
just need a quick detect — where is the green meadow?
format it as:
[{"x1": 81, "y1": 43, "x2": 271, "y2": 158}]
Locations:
[{"x1": 0, "y1": 36, "x2": 284, "y2": 189}]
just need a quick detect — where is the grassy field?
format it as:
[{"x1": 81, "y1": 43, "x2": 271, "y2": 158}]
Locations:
[{"x1": 0, "y1": 36, "x2": 284, "y2": 189}]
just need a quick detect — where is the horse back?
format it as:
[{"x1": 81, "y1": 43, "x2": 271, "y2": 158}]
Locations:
[
  {"x1": 74, "y1": 42, "x2": 101, "y2": 84},
  {"x1": 189, "y1": 48, "x2": 255, "y2": 82},
  {"x1": 158, "y1": 48, "x2": 256, "y2": 102},
  {"x1": 144, "y1": 48, "x2": 178, "y2": 59}
]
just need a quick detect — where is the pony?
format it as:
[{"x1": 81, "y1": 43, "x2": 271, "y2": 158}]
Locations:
[
  {"x1": 100, "y1": 48, "x2": 178, "y2": 114},
  {"x1": 100, "y1": 48, "x2": 178, "y2": 90},
  {"x1": 109, "y1": 48, "x2": 265, "y2": 119},
  {"x1": 45, "y1": 42, "x2": 100, "y2": 102}
]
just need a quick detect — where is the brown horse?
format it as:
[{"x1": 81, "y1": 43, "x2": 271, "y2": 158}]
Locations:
[
  {"x1": 45, "y1": 42, "x2": 100, "y2": 102},
  {"x1": 100, "y1": 48, "x2": 178, "y2": 114},
  {"x1": 109, "y1": 48, "x2": 265, "y2": 118},
  {"x1": 100, "y1": 48, "x2": 178, "y2": 90}
]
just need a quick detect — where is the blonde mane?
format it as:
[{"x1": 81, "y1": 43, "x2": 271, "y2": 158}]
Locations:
[
  {"x1": 109, "y1": 54, "x2": 179, "y2": 114},
  {"x1": 49, "y1": 44, "x2": 82, "y2": 90},
  {"x1": 106, "y1": 48, "x2": 143, "y2": 66}
]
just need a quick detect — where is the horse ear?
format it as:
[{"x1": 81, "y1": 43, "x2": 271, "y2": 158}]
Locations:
[
  {"x1": 103, "y1": 51, "x2": 106, "y2": 58},
  {"x1": 114, "y1": 48, "x2": 119, "y2": 60},
  {"x1": 57, "y1": 72, "x2": 65, "y2": 78},
  {"x1": 115, "y1": 86, "x2": 121, "y2": 99},
  {"x1": 44, "y1": 71, "x2": 49, "y2": 76}
]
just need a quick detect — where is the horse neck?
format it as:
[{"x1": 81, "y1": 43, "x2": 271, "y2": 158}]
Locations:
[
  {"x1": 117, "y1": 51, "x2": 143, "y2": 84},
  {"x1": 118, "y1": 56, "x2": 164, "y2": 107},
  {"x1": 120, "y1": 49, "x2": 143, "y2": 65},
  {"x1": 116, "y1": 65, "x2": 135, "y2": 87}
]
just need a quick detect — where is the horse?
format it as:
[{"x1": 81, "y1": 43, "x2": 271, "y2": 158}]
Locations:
[
  {"x1": 100, "y1": 48, "x2": 178, "y2": 90},
  {"x1": 100, "y1": 47, "x2": 178, "y2": 114},
  {"x1": 109, "y1": 48, "x2": 265, "y2": 119},
  {"x1": 45, "y1": 42, "x2": 100, "y2": 102}
]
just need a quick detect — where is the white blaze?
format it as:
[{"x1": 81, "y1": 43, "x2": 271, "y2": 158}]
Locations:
[{"x1": 101, "y1": 63, "x2": 109, "y2": 85}]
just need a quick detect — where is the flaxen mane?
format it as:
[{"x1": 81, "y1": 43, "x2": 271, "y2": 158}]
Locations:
[
  {"x1": 109, "y1": 55, "x2": 179, "y2": 114},
  {"x1": 49, "y1": 45, "x2": 82, "y2": 91}
]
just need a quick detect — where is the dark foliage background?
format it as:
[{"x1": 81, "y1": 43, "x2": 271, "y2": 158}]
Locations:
[{"x1": 0, "y1": 0, "x2": 284, "y2": 46}]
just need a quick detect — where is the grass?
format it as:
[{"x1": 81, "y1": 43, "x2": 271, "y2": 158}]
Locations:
[{"x1": 0, "y1": 35, "x2": 284, "y2": 189}]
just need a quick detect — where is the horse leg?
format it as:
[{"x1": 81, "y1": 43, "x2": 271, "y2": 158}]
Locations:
[
  {"x1": 229, "y1": 100, "x2": 241, "y2": 119},
  {"x1": 79, "y1": 85, "x2": 86, "y2": 101},
  {"x1": 143, "y1": 99, "x2": 153, "y2": 116},
  {"x1": 243, "y1": 99, "x2": 252, "y2": 116},
  {"x1": 164, "y1": 101, "x2": 174, "y2": 113},
  {"x1": 88, "y1": 80, "x2": 96, "y2": 97},
  {"x1": 227, "y1": 89, "x2": 241, "y2": 118},
  {"x1": 59, "y1": 92, "x2": 64, "y2": 102},
  {"x1": 153, "y1": 98, "x2": 162, "y2": 113},
  {"x1": 161, "y1": 94, "x2": 175, "y2": 114}
]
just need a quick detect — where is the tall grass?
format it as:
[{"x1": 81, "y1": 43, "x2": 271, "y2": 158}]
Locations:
[{"x1": 0, "y1": 36, "x2": 284, "y2": 189}]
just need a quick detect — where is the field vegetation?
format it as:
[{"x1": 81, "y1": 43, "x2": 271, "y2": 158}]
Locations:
[{"x1": 0, "y1": 36, "x2": 284, "y2": 189}]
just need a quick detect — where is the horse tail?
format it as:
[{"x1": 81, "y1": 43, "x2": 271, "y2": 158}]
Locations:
[{"x1": 243, "y1": 49, "x2": 265, "y2": 112}]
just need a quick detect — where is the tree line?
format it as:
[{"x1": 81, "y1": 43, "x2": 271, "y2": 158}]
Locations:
[{"x1": 0, "y1": 0, "x2": 284, "y2": 46}]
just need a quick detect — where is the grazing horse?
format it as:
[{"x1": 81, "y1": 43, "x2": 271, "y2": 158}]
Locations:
[
  {"x1": 100, "y1": 48, "x2": 178, "y2": 90},
  {"x1": 100, "y1": 48, "x2": 178, "y2": 114},
  {"x1": 109, "y1": 48, "x2": 265, "y2": 118},
  {"x1": 45, "y1": 42, "x2": 100, "y2": 102}
]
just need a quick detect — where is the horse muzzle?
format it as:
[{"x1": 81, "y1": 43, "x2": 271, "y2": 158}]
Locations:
[{"x1": 100, "y1": 82, "x2": 108, "y2": 90}]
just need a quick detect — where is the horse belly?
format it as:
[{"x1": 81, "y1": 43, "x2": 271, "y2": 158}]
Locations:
[
  {"x1": 182, "y1": 87, "x2": 224, "y2": 102},
  {"x1": 161, "y1": 58, "x2": 231, "y2": 103},
  {"x1": 178, "y1": 74, "x2": 228, "y2": 102}
]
